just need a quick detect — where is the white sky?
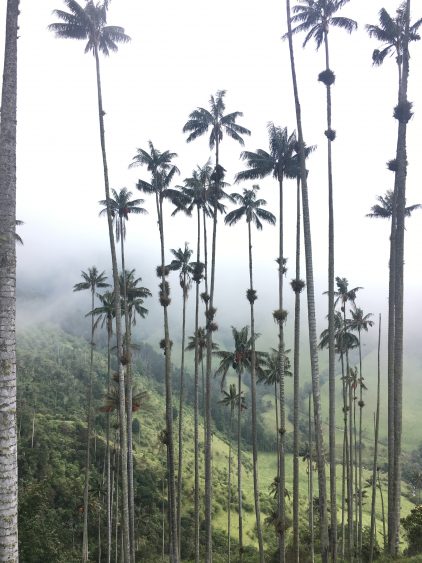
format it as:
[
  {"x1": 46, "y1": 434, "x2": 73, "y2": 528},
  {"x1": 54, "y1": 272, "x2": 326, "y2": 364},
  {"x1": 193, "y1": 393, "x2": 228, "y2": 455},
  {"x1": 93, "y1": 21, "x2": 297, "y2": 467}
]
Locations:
[{"x1": 1, "y1": 0, "x2": 421, "y2": 347}]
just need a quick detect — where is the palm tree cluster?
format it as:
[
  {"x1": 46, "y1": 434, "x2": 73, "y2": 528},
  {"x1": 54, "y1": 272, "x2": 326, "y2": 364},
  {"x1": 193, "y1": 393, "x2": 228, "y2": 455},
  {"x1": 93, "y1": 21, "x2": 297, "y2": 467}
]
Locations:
[{"x1": 1, "y1": 0, "x2": 421, "y2": 562}]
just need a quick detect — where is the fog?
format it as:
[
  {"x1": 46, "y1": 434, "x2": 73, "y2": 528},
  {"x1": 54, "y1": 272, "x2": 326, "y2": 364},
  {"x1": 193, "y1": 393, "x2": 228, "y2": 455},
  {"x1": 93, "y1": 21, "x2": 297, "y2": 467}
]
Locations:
[{"x1": 2, "y1": 0, "x2": 421, "y2": 366}]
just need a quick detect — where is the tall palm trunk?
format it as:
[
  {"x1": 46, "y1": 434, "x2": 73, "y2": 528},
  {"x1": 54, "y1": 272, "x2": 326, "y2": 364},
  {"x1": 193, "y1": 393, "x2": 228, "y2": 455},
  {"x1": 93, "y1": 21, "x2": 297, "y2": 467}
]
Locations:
[
  {"x1": 285, "y1": 3, "x2": 329, "y2": 560},
  {"x1": 93, "y1": 45, "x2": 130, "y2": 561},
  {"x1": 247, "y1": 221, "x2": 264, "y2": 561},
  {"x1": 194, "y1": 207, "x2": 201, "y2": 563},
  {"x1": 369, "y1": 315, "x2": 381, "y2": 562},
  {"x1": 357, "y1": 330, "x2": 364, "y2": 554},
  {"x1": 156, "y1": 196, "x2": 179, "y2": 563},
  {"x1": 292, "y1": 178, "x2": 301, "y2": 563},
  {"x1": 106, "y1": 323, "x2": 112, "y2": 563},
  {"x1": 119, "y1": 218, "x2": 136, "y2": 563},
  {"x1": 82, "y1": 288, "x2": 96, "y2": 561},
  {"x1": 0, "y1": 1, "x2": 19, "y2": 560},
  {"x1": 205, "y1": 139, "x2": 220, "y2": 562},
  {"x1": 237, "y1": 368, "x2": 244, "y2": 563},
  {"x1": 344, "y1": 314, "x2": 354, "y2": 557},
  {"x1": 309, "y1": 394, "x2": 315, "y2": 563},
  {"x1": 277, "y1": 175, "x2": 286, "y2": 563},
  {"x1": 227, "y1": 404, "x2": 234, "y2": 563},
  {"x1": 176, "y1": 271, "x2": 188, "y2": 558},
  {"x1": 392, "y1": 1, "x2": 411, "y2": 553},
  {"x1": 324, "y1": 29, "x2": 337, "y2": 562}
]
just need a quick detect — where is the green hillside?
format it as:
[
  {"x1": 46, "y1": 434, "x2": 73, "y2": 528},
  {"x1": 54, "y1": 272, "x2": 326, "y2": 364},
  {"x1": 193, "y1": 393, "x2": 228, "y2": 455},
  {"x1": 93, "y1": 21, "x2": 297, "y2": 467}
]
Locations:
[{"x1": 16, "y1": 324, "x2": 420, "y2": 561}]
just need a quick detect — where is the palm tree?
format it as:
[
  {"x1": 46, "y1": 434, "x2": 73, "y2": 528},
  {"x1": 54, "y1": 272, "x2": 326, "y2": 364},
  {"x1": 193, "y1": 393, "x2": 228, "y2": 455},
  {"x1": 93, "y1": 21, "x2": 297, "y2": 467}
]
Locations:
[
  {"x1": 74, "y1": 267, "x2": 109, "y2": 562},
  {"x1": 183, "y1": 91, "x2": 250, "y2": 561},
  {"x1": 130, "y1": 141, "x2": 180, "y2": 562},
  {"x1": 349, "y1": 305, "x2": 374, "y2": 552},
  {"x1": 49, "y1": 4, "x2": 131, "y2": 558},
  {"x1": 236, "y1": 123, "x2": 298, "y2": 560},
  {"x1": 289, "y1": 6, "x2": 357, "y2": 555},
  {"x1": 166, "y1": 242, "x2": 194, "y2": 557},
  {"x1": 367, "y1": 4, "x2": 419, "y2": 551},
  {"x1": 0, "y1": 0, "x2": 19, "y2": 559},
  {"x1": 214, "y1": 326, "x2": 265, "y2": 563},
  {"x1": 366, "y1": 3, "x2": 422, "y2": 87},
  {"x1": 285, "y1": 2, "x2": 330, "y2": 559},
  {"x1": 219, "y1": 384, "x2": 246, "y2": 563},
  {"x1": 225, "y1": 185, "x2": 276, "y2": 560},
  {"x1": 99, "y1": 189, "x2": 147, "y2": 555},
  {"x1": 366, "y1": 189, "x2": 421, "y2": 219},
  {"x1": 90, "y1": 289, "x2": 115, "y2": 562}
]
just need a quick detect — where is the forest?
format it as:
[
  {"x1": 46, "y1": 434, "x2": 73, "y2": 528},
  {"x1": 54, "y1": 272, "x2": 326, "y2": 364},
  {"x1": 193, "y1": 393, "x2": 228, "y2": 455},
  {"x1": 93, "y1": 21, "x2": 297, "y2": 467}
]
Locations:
[{"x1": 1, "y1": 0, "x2": 422, "y2": 562}]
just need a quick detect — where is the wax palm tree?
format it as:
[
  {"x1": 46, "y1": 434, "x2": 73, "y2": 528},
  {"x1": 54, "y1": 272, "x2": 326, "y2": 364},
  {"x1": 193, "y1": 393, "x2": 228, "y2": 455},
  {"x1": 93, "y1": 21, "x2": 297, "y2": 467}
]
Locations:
[
  {"x1": 130, "y1": 141, "x2": 180, "y2": 562},
  {"x1": 99, "y1": 190, "x2": 147, "y2": 554},
  {"x1": 236, "y1": 123, "x2": 299, "y2": 559},
  {"x1": 289, "y1": 6, "x2": 357, "y2": 553},
  {"x1": 366, "y1": 3, "x2": 422, "y2": 85},
  {"x1": 183, "y1": 91, "x2": 250, "y2": 560},
  {"x1": 0, "y1": 0, "x2": 19, "y2": 558},
  {"x1": 366, "y1": 189, "x2": 421, "y2": 219},
  {"x1": 367, "y1": 4, "x2": 416, "y2": 551},
  {"x1": 89, "y1": 289, "x2": 115, "y2": 560},
  {"x1": 285, "y1": 3, "x2": 330, "y2": 560},
  {"x1": 349, "y1": 306, "x2": 374, "y2": 552},
  {"x1": 74, "y1": 267, "x2": 109, "y2": 562},
  {"x1": 219, "y1": 384, "x2": 246, "y2": 563},
  {"x1": 225, "y1": 185, "x2": 276, "y2": 559},
  {"x1": 214, "y1": 326, "x2": 265, "y2": 563},
  {"x1": 166, "y1": 243, "x2": 194, "y2": 556},
  {"x1": 49, "y1": 4, "x2": 131, "y2": 558}
]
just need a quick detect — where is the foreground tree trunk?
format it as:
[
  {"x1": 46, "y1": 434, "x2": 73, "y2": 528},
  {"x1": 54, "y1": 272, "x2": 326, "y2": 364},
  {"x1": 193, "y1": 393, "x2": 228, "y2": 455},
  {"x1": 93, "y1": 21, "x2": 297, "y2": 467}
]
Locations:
[
  {"x1": 285, "y1": 2, "x2": 329, "y2": 560},
  {"x1": 391, "y1": 1, "x2": 411, "y2": 554},
  {"x1": 94, "y1": 46, "x2": 130, "y2": 561},
  {"x1": 0, "y1": 1, "x2": 19, "y2": 560}
]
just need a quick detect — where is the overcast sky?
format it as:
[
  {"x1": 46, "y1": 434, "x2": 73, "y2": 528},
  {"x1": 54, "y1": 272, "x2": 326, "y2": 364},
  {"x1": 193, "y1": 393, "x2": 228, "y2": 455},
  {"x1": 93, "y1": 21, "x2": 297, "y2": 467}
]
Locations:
[{"x1": 1, "y1": 0, "x2": 421, "y2": 350}]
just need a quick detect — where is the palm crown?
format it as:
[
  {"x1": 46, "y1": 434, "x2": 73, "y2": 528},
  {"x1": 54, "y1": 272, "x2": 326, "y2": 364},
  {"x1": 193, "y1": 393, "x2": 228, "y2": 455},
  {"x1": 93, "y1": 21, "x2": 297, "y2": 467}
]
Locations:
[
  {"x1": 366, "y1": 3, "x2": 422, "y2": 66},
  {"x1": 366, "y1": 190, "x2": 421, "y2": 219},
  {"x1": 167, "y1": 243, "x2": 194, "y2": 295},
  {"x1": 49, "y1": 0, "x2": 130, "y2": 56},
  {"x1": 73, "y1": 266, "x2": 109, "y2": 294},
  {"x1": 183, "y1": 90, "x2": 251, "y2": 150},
  {"x1": 224, "y1": 185, "x2": 276, "y2": 231},
  {"x1": 236, "y1": 123, "x2": 301, "y2": 184},
  {"x1": 119, "y1": 269, "x2": 151, "y2": 323},
  {"x1": 99, "y1": 187, "x2": 147, "y2": 241},
  {"x1": 288, "y1": 0, "x2": 357, "y2": 49},
  {"x1": 219, "y1": 383, "x2": 246, "y2": 411}
]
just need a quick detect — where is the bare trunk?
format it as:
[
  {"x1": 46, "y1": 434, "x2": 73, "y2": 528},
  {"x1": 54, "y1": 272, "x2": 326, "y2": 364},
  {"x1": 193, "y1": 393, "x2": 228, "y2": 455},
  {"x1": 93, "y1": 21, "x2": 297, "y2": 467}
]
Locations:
[
  {"x1": 194, "y1": 207, "x2": 201, "y2": 563},
  {"x1": 369, "y1": 316, "x2": 381, "y2": 563},
  {"x1": 324, "y1": 32, "x2": 337, "y2": 562},
  {"x1": 293, "y1": 177, "x2": 301, "y2": 563},
  {"x1": 248, "y1": 222, "x2": 264, "y2": 561},
  {"x1": 309, "y1": 394, "x2": 315, "y2": 563},
  {"x1": 0, "y1": 1, "x2": 19, "y2": 559},
  {"x1": 285, "y1": 3, "x2": 329, "y2": 560},
  {"x1": 237, "y1": 369, "x2": 244, "y2": 563},
  {"x1": 93, "y1": 46, "x2": 130, "y2": 562},
  {"x1": 227, "y1": 406, "x2": 233, "y2": 563}
]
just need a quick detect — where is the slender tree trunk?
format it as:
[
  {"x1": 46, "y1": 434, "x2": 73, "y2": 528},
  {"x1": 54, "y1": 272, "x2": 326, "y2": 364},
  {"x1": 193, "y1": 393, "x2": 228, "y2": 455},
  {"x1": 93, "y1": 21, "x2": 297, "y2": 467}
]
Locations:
[
  {"x1": 177, "y1": 275, "x2": 188, "y2": 559},
  {"x1": 93, "y1": 46, "x2": 130, "y2": 562},
  {"x1": 237, "y1": 369, "x2": 244, "y2": 563},
  {"x1": 277, "y1": 176, "x2": 286, "y2": 563},
  {"x1": 106, "y1": 329, "x2": 112, "y2": 563},
  {"x1": 156, "y1": 198, "x2": 179, "y2": 563},
  {"x1": 392, "y1": 2, "x2": 411, "y2": 553},
  {"x1": 227, "y1": 406, "x2": 234, "y2": 563},
  {"x1": 82, "y1": 289, "x2": 96, "y2": 562},
  {"x1": 378, "y1": 468, "x2": 386, "y2": 551},
  {"x1": 194, "y1": 207, "x2": 201, "y2": 563},
  {"x1": 369, "y1": 316, "x2": 381, "y2": 563},
  {"x1": 293, "y1": 177, "x2": 301, "y2": 563},
  {"x1": 324, "y1": 32, "x2": 337, "y2": 562},
  {"x1": 205, "y1": 140, "x2": 220, "y2": 563},
  {"x1": 31, "y1": 409, "x2": 35, "y2": 448},
  {"x1": 344, "y1": 318, "x2": 354, "y2": 559},
  {"x1": 285, "y1": 4, "x2": 329, "y2": 560},
  {"x1": 119, "y1": 219, "x2": 136, "y2": 563},
  {"x1": 0, "y1": 1, "x2": 19, "y2": 560},
  {"x1": 247, "y1": 221, "x2": 264, "y2": 561},
  {"x1": 358, "y1": 331, "x2": 364, "y2": 555},
  {"x1": 309, "y1": 394, "x2": 315, "y2": 563}
]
